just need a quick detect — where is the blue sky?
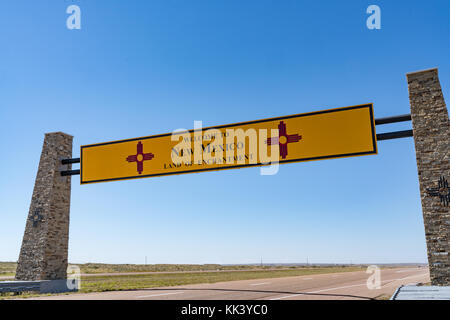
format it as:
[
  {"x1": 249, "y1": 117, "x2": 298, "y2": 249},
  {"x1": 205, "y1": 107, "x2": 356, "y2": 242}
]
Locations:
[{"x1": 0, "y1": 0, "x2": 449, "y2": 264}]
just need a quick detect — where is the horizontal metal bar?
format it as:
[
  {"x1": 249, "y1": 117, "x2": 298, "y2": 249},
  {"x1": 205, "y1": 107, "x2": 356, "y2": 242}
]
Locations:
[
  {"x1": 61, "y1": 158, "x2": 80, "y2": 165},
  {"x1": 61, "y1": 169, "x2": 80, "y2": 176},
  {"x1": 375, "y1": 114, "x2": 411, "y2": 125},
  {"x1": 377, "y1": 129, "x2": 413, "y2": 141}
]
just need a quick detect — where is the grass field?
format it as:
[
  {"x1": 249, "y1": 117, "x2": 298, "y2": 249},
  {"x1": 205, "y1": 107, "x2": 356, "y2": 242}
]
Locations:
[
  {"x1": 0, "y1": 261, "x2": 365, "y2": 276},
  {"x1": 0, "y1": 262, "x2": 16, "y2": 277},
  {"x1": 74, "y1": 263, "x2": 294, "y2": 274},
  {"x1": 79, "y1": 266, "x2": 364, "y2": 293}
]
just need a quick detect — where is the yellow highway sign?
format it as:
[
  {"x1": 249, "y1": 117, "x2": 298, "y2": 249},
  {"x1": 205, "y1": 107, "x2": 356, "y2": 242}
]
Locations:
[{"x1": 80, "y1": 104, "x2": 377, "y2": 184}]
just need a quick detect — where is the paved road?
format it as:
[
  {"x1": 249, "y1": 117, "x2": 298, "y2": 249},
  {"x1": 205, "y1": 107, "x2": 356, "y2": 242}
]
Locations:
[{"x1": 29, "y1": 267, "x2": 429, "y2": 300}]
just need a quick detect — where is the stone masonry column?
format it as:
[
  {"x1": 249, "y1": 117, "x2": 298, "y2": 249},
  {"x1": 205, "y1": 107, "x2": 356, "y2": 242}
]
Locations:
[
  {"x1": 407, "y1": 68, "x2": 449, "y2": 286},
  {"x1": 15, "y1": 132, "x2": 73, "y2": 281}
]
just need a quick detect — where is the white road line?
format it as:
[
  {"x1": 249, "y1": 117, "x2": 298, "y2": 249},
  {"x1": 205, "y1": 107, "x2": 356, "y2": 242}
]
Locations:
[
  {"x1": 395, "y1": 269, "x2": 415, "y2": 273},
  {"x1": 270, "y1": 273, "x2": 428, "y2": 300},
  {"x1": 250, "y1": 282, "x2": 271, "y2": 286},
  {"x1": 270, "y1": 283, "x2": 367, "y2": 300},
  {"x1": 136, "y1": 292, "x2": 184, "y2": 299},
  {"x1": 270, "y1": 293, "x2": 304, "y2": 300},
  {"x1": 380, "y1": 273, "x2": 429, "y2": 288},
  {"x1": 391, "y1": 273, "x2": 428, "y2": 282},
  {"x1": 302, "y1": 278, "x2": 313, "y2": 280},
  {"x1": 310, "y1": 283, "x2": 366, "y2": 294}
]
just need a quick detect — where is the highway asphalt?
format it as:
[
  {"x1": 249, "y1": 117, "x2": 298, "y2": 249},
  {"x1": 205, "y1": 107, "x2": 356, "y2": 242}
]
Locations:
[{"x1": 28, "y1": 267, "x2": 429, "y2": 300}]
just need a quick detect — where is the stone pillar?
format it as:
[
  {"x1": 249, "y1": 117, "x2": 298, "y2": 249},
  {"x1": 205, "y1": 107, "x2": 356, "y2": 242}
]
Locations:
[
  {"x1": 407, "y1": 68, "x2": 449, "y2": 286},
  {"x1": 15, "y1": 132, "x2": 73, "y2": 281}
]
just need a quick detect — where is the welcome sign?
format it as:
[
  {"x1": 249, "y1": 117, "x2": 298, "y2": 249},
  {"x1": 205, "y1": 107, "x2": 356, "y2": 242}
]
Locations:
[{"x1": 80, "y1": 104, "x2": 377, "y2": 184}]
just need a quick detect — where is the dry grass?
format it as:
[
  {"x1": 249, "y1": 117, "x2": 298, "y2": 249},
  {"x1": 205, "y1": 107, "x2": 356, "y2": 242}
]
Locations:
[
  {"x1": 1, "y1": 261, "x2": 365, "y2": 276},
  {"x1": 77, "y1": 263, "x2": 276, "y2": 274},
  {"x1": 0, "y1": 262, "x2": 16, "y2": 276},
  {"x1": 78, "y1": 267, "x2": 364, "y2": 293}
]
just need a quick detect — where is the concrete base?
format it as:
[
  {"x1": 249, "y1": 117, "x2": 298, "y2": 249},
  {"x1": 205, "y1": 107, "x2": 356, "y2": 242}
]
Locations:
[{"x1": 0, "y1": 279, "x2": 79, "y2": 294}]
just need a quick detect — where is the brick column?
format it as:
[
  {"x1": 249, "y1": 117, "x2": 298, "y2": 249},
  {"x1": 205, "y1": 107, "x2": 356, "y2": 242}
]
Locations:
[
  {"x1": 407, "y1": 68, "x2": 449, "y2": 286},
  {"x1": 15, "y1": 132, "x2": 73, "y2": 281}
]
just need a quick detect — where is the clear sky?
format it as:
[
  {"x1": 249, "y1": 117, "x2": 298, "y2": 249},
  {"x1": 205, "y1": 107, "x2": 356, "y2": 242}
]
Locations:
[{"x1": 1, "y1": 0, "x2": 449, "y2": 265}]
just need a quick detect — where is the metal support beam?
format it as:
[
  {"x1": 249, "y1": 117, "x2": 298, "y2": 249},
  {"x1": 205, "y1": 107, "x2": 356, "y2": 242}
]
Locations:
[
  {"x1": 61, "y1": 158, "x2": 80, "y2": 165},
  {"x1": 375, "y1": 114, "x2": 411, "y2": 125},
  {"x1": 61, "y1": 169, "x2": 80, "y2": 176},
  {"x1": 376, "y1": 129, "x2": 413, "y2": 141}
]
